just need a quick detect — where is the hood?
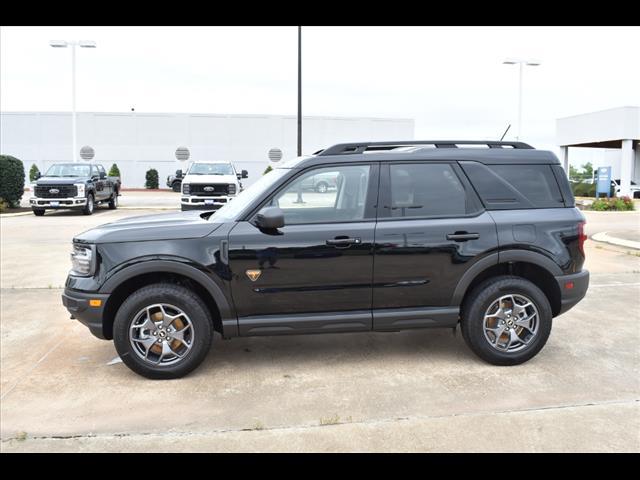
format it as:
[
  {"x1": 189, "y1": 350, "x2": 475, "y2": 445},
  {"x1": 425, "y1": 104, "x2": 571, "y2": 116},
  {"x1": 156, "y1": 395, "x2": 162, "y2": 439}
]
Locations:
[
  {"x1": 183, "y1": 174, "x2": 237, "y2": 184},
  {"x1": 74, "y1": 211, "x2": 222, "y2": 244},
  {"x1": 36, "y1": 176, "x2": 87, "y2": 184}
]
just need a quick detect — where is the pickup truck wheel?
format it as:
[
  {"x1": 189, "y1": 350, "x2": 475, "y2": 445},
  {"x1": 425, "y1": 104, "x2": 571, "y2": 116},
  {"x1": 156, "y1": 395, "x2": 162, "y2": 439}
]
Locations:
[
  {"x1": 113, "y1": 283, "x2": 213, "y2": 379},
  {"x1": 172, "y1": 182, "x2": 181, "y2": 192},
  {"x1": 32, "y1": 208, "x2": 45, "y2": 216},
  {"x1": 315, "y1": 181, "x2": 329, "y2": 193},
  {"x1": 108, "y1": 192, "x2": 118, "y2": 209},
  {"x1": 82, "y1": 194, "x2": 94, "y2": 215},
  {"x1": 461, "y1": 276, "x2": 552, "y2": 366}
]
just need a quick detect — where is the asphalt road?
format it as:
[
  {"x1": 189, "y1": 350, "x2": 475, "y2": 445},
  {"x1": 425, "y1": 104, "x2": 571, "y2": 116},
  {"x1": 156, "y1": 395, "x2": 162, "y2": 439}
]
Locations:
[{"x1": 1, "y1": 207, "x2": 639, "y2": 452}]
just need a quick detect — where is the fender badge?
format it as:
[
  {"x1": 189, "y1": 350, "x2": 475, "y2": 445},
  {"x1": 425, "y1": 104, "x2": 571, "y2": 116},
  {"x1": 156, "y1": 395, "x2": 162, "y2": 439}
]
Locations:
[{"x1": 246, "y1": 269, "x2": 262, "y2": 282}]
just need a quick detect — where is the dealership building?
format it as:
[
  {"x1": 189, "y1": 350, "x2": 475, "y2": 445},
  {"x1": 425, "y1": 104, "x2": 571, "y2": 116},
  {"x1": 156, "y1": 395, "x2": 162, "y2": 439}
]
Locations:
[{"x1": 0, "y1": 112, "x2": 414, "y2": 188}]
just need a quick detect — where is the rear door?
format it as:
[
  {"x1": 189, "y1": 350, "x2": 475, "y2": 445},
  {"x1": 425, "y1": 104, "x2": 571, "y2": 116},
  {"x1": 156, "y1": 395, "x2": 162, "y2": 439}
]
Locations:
[{"x1": 372, "y1": 162, "x2": 498, "y2": 330}]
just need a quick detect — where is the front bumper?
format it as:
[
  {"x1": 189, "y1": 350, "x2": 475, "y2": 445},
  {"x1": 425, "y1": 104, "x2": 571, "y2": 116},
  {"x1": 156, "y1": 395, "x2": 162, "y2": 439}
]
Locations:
[
  {"x1": 62, "y1": 288, "x2": 110, "y2": 339},
  {"x1": 555, "y1": 269, "x2": 590, "y2": 315},
  {"x1": 181, "y1": 195, "x2": 233, "y2": 210},
  {"x1": 30, "y1": 197, "x2": 87, "y2": 208}
]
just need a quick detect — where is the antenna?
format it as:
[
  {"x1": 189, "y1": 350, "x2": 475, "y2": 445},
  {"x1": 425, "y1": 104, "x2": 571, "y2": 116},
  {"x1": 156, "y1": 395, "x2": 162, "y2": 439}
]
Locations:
[{"x1": 500, "y1": 124, "x2": 511, "y2": 141}]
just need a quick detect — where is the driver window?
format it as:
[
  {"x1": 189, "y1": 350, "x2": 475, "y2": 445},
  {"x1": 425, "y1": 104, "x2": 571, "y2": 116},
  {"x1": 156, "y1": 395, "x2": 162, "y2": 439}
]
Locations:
[{"x1": 270, "y1": 165, "x2": 371, "y2": 224}]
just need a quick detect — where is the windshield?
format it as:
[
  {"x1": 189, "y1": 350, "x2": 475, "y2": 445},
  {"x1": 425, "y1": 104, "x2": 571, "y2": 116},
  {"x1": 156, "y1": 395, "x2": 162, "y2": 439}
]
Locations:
[
  {"x1": 210, "y1": 168, "x2": 290, "y2": 222},
  {"x1": 188, "y1": 163, "x2": 234, "y2": 176},
  {"x1": 44, "y1": 164, "x2": 91, "y2": 177}
]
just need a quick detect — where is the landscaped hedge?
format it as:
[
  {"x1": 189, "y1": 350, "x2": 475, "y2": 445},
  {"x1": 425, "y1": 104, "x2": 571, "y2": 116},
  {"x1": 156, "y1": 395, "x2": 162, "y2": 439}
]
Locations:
[
  {"x1": 590, "y1": 196, "x2": 635, "y2": 211},
  {"x1": 145, "y1": 168, "x2": 159, "y2": 189},
  {"x1": 29, "y1": 164, "x2": 40, "y2": 182},
  {"x1": 0, "y1": 155, "x2": 26, "y2": 208}
]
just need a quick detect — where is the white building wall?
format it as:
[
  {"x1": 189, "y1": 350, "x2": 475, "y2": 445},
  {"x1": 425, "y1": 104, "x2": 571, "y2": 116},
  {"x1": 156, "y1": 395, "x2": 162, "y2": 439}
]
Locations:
[{"x1": 0, "y1": 112, "x2": 415, "y2": 188}]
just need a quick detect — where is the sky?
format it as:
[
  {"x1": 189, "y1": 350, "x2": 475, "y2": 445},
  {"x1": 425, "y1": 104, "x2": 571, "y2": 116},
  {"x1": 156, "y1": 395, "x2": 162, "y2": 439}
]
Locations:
[{"x1": 1, "y1": 26, "x2": 639, "y2": 159}]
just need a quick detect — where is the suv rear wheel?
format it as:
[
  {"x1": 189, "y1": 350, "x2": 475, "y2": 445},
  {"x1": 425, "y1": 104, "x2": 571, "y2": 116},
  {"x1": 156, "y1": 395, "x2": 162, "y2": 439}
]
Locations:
[
  {"x1": 113, "y1": 283, "x2": 213, "y2": 379},
  {"x1": 461, "y1": 276, "x2": 552, "y2": 366}
]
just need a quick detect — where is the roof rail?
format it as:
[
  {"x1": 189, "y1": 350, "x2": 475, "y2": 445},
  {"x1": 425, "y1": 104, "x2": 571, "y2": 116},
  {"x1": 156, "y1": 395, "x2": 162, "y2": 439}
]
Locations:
[{"x1": 317, "y1": 140, "x2": 534, "y2": 156}]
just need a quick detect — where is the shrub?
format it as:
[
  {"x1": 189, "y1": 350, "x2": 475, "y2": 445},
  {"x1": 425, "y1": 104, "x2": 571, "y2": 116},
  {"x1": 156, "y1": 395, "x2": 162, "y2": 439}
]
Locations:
[
  {"x1": 590, "y1": 196, "x2": 635, "y2": 211},
  {"x1": 108, "y1": 163, "x2": 121, "y2": 178},
  {"x1": 0, "y1": 197, "x2": 10, "y2": 213},
  {"x1": 145, "y1": 168, "x2": 159, "y2": 189},
  {"x1": 29, "y1": 164, "x2": 40, "y2": 182},
  {"x1": 263, "y1": 165, "x2": 273, "y2": 175},
  {"x1": 571, "y1": 181, "x2": 596, "y2": 198},
  {"x1": 0, "y1": 155, "x2": 25, "y2": 208}
]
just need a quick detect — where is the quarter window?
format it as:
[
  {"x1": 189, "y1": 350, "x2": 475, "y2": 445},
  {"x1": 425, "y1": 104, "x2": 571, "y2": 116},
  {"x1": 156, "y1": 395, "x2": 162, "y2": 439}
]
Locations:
[{"x1": 389, "y1": 163, "x2": 467, "y2": 217}]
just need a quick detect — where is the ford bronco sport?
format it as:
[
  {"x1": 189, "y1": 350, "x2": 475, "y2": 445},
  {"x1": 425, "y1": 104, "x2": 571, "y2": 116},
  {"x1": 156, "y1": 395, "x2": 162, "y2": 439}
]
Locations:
[{"x1": 62, "y1": 140, "x2": 589, "y2": 379}]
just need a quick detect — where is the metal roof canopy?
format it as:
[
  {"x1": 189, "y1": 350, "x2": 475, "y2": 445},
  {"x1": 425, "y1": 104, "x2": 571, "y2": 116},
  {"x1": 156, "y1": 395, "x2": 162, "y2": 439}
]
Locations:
[{"x1": 556, "y1": 106, "x2": 640, "y2": 196}]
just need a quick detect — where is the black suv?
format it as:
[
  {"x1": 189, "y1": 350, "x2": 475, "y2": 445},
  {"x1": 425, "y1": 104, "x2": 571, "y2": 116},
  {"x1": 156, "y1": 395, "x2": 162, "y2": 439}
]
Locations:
[{"x1": 62, "y1": 141, "x2": 589, "y2": 379}]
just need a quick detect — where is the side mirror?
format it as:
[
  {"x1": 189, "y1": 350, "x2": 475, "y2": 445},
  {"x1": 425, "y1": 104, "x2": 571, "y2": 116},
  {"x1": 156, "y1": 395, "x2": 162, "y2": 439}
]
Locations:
[
  {"x1": 34, "y1": 172, "x2": 41, "y2": 180},
  {"x1": 255, "y1": 207, "x2": 284, "y2": 230},
  {"x1": 242, "y1": 169, "x2": 249, "y2": 179},
  {"x1": 176, "y1": 169, "x2": 183, "y2": 178},
  {"x1": 99, "y1": 172, "x2": 106, "y2": 179}
]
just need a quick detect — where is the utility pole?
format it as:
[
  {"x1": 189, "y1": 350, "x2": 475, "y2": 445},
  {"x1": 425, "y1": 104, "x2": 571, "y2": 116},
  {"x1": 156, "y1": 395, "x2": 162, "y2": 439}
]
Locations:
[{"x1": 297, "y1": 26, "x2": 302, "y2": 157}]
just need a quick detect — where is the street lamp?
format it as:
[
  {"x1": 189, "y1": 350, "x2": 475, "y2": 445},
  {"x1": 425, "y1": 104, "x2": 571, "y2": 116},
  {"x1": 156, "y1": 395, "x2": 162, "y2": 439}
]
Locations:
[
  {"x1": 502, "y1": 58, "x2": 540, "y2": 141},
  {"x1": 50, "y1": 40, "x2": 97, "y2": 162}
]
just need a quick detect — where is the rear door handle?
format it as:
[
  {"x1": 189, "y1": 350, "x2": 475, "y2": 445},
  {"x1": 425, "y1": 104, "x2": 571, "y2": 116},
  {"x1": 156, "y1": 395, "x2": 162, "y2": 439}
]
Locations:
[
  {"x1": 326, "y1": 237, "x2": 361, "y2": 247},
  {"x1": 446, "y1": 232, "x2": 480, "y2": 241}
]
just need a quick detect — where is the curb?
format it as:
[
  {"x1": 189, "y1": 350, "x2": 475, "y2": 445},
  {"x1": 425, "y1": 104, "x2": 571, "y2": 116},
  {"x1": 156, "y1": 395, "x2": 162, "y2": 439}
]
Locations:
[
  {"x1": 591, "y1": 232, "x2": 640, "y2": 250},
  {"x1": 1, "y1": 207, "x2": 178, "y2": 218}
]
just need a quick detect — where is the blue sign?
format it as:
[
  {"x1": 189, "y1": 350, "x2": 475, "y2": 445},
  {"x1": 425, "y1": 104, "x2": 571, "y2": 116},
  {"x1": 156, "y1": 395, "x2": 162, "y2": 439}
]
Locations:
[{"x1": 596, "y1": 166, "x2": 611, "y2": 198}]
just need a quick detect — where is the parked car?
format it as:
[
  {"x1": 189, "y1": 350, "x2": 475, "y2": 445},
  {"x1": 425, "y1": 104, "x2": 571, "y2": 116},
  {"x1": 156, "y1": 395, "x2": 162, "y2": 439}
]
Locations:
[
  {"x1": 30, "y1": 163, "x2": 120, "y2": 216},
  {"x1": 611, "y1": 179, "x2": 640, "y2": 198},
  {"x1": 179, "y1": 161, "x2": 248, "y2": 211},
  {"x1": 62, "y1": 140, "x2": 589, "y2": 379},
  {"x1": 299, "y1": 171, "x2": 338, "y2": 193},
  {"x1": 166, "y1": 173, "x2": 182, "y2": 192}
]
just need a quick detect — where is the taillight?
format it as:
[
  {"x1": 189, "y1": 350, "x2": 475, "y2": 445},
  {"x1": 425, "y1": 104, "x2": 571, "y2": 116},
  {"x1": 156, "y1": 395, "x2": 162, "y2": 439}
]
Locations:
[{"x1": 578, "y1": 221, "x2": 587, "y2": 257}]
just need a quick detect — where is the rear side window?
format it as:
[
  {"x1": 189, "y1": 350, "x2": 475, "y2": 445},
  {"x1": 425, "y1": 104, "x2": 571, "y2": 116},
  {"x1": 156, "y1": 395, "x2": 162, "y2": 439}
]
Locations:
[
  {"x1": 389, "y1": 163, "x2": 467, "y2": 217},
  {"x1": 460, "y1": 162, "x2": 565, "y2": 209}
]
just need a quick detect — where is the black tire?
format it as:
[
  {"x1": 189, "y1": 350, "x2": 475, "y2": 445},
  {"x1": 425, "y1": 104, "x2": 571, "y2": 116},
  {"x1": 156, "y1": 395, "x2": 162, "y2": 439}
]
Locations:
[
  {"x1": 461, "y1": 275, "x2": 552, "y2": 366},
  {"x1": 315, "y1": 181, "x2": 329, "y2": 193},
  {"x1": 108, "y1": 192, "x2": 118, "y2": 209},
  {"x1": 32, "y1": 208, "x2": 45, "y2": 216},
  {"x1": 82, "y1": 194, "x2": 94, "y2": 215},
  {"x1": 172, "y1": 182, "x2": 181, "y2": 192},
  {"x1": 113, "y1": 283, "x2": 213, "y2": 379}
]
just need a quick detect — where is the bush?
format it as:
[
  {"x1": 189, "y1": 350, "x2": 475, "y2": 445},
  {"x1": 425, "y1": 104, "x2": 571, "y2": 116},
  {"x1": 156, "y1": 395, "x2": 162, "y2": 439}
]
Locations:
[
  {"x1": 590, "y1": 196, "x2": 634, "y2": 211},
  {"x1": 263, "y1": 165, "x2": 273, "y2": 175},
  {"x1": 108, "y1": 163, "x2": 121, "y2": 178},
  {"x1": 0, "y1": 198, "x2": 10, "y2": 213},
  {"x1": 571, "y1": 181, "x2": 596, "y2": 198},
  {"x1": 29, "y1": 164, "x2": 40, "y2": 182},
  {"x1": 145, "y1": 168, "x2": 159, "y2": 189},
  {"x1": 0, "y1": 155, "x2": 25, "y2": 208}
]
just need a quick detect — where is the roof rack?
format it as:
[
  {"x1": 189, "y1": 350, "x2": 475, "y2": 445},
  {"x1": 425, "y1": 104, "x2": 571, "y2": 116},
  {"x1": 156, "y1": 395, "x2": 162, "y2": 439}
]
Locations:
[{"x1": 316, "y1": 140, "x2": 534, "y2": 156}]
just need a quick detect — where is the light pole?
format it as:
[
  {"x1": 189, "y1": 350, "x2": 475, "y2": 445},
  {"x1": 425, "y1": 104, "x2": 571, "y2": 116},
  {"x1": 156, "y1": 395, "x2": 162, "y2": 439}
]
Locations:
[
  {"x1": 502, "y1": 58, "x2": 540, "y2": 141},
  {"x1": 50, "y1": 40, "x2": 97, "y2": 162},
  {"x1": 297, "y1": 26, "x2": 302, "y2": 157}
]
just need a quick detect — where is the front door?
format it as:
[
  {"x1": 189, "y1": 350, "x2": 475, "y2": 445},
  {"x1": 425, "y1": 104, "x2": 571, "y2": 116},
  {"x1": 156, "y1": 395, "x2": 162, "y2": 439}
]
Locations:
[{"x1": 228, "y1": 163, "x2": 379, "y2": 336}]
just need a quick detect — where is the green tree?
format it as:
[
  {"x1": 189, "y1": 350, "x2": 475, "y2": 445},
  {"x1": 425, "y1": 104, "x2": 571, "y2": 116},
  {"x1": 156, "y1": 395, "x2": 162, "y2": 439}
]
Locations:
[
  {"x1": 0, "y1": 155, "x2": 26, "y2": 208},
  {"x1": 108, "y1": 163, "x2": 121, "y2": 178},
  {"x1": 569, "y1": 164, "x2": 580, "y2": 181},
  {"x1": 145, "y1": 168, "x2": 159, "y2": 189},
  {"x1": 29, "y1": 164, "x2": 40, "y2": 182},
  {"x1": 582, "y1": 162, "x2": 593, "y2": 182}
]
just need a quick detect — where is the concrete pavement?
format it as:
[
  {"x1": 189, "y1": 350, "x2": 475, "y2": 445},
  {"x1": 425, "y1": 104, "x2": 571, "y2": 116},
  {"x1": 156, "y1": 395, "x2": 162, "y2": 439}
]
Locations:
[{"x1": 1, "y1": 209, "x2": 639, "y2": 452}]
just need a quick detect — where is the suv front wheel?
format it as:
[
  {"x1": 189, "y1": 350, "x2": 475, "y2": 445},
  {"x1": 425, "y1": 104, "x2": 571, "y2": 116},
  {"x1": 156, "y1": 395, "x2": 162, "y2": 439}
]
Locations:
[
  {"x1": 113, "y1": 283, "x2": 213, "y2": 379},
  {"x1": 461, "y1": 276, "x2": 552, "y2": 366}
]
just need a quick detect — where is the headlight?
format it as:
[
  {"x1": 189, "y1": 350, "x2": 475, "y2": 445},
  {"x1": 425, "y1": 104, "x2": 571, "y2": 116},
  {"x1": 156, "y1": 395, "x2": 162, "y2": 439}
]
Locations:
[
  {"x1": 74, "y1": 183, "x2": 85, "y2": 197},
  {"x1": 70, "y1": 244, "x2": 95, "y2": 276},
  {"x1": 228, "y1": 184, "x2": 236, "y2": 195},
  {"x1": 182, "y1": 183, "x2": 190, "y2": 194}
]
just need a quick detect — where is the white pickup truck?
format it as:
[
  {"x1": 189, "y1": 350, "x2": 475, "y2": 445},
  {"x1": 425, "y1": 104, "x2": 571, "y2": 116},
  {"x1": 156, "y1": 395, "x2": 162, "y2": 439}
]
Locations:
[{"x1": 179, "y1": 161, "x2": 248, "y2": 211}]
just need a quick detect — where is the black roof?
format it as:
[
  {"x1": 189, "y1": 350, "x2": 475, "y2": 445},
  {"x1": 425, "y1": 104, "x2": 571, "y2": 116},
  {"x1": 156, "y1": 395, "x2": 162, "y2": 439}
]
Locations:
[{"x1": 294, "y1": 140, "x2": 560, "y2": 168}]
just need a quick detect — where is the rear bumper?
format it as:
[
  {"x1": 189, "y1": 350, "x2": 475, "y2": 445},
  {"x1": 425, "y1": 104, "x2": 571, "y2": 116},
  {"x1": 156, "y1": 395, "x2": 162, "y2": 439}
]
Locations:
[
  {"x1": 62, "y1": 288, "x2": 110, "y2": 339},
  {"x1": 555, "y1": 269, "x2": 590, "y2": 315}
]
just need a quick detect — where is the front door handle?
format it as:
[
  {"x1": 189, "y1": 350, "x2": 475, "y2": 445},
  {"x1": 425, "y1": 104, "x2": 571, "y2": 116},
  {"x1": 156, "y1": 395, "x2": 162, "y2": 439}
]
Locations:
[
  {"x1": 326, "y1": 237, "x2": 361, "y2": 248},
  {"x1": 446, "y1": 232, "x2": 480, "y2": 242}
]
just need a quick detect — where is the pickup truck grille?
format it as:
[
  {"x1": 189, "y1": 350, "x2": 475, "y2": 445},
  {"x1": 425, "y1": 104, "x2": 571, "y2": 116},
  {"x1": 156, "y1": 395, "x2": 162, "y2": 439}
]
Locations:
[
  {"x1": 189, "y1": 184, "x2": 230, "y2": 196},
  {"x1": 35, "y1": 184, "x2": 78, "y2": 198}
]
